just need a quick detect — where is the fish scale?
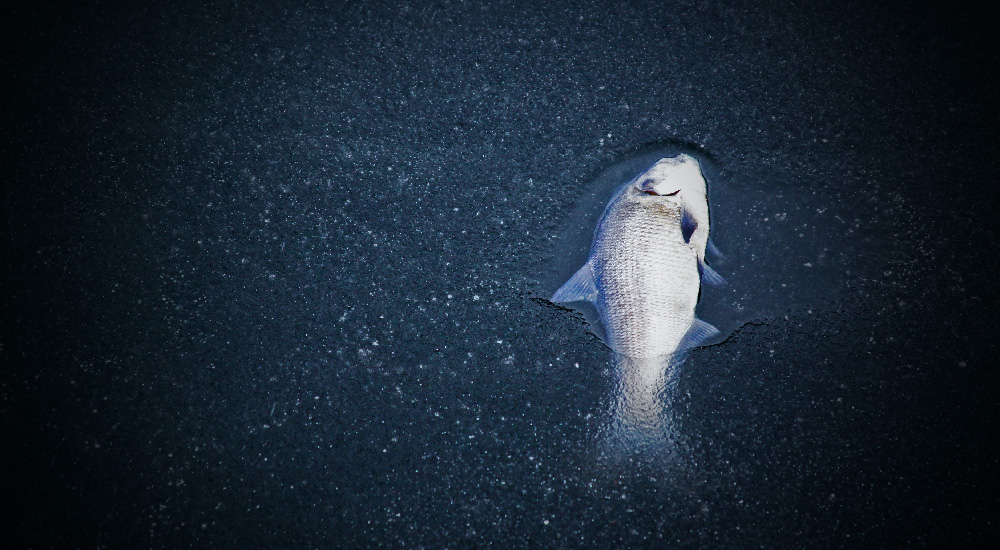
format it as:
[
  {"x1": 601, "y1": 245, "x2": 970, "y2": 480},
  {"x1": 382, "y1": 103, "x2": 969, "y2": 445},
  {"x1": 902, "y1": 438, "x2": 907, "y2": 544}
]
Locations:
[
  {"x1": 592, "y1": 191, "x2": 700, "y2": 358},
  {"x1": 552, "y1": 153, "x2": 722, "y2": 360}
]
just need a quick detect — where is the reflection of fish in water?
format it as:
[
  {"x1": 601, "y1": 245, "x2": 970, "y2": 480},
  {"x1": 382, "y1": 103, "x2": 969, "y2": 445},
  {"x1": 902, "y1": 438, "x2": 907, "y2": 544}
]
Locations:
[{"x1": 552, "y1": 153, "x2": 724, "y2": 359}]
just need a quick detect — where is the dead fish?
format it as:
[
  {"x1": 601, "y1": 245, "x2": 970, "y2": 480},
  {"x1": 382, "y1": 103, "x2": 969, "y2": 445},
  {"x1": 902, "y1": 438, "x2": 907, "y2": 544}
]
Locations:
[{"x1": 552, "y1": 154, "x2": 723, "y2": 358}]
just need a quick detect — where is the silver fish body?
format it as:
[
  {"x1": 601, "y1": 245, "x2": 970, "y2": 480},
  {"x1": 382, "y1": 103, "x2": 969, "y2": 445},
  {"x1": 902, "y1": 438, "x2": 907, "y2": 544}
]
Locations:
[
  {"x1": 553, "y1": 154, "x2": 722, "y2": 359},
  {"x1": 592, "y1": 188, "x2": 701, "y2": 358}
]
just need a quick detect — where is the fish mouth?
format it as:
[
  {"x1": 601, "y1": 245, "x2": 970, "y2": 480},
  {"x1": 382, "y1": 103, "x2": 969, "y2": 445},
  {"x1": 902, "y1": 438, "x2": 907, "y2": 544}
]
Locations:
[{"x1": 642, "y1": 189, "x2": 680, "y2": 196}]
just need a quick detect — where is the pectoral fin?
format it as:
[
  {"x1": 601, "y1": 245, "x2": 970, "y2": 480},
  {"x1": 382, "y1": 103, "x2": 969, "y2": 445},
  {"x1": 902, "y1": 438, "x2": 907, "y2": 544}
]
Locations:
[
  {"x1": 699, "y1": 260, "x2": 727, "y2": 286},
  {"x1": 707, "y1": 238, "x2": 725, "y2": 261},
  {"x1": 677, "y1": 317, "x2": 721, "y2": 353},
  {"x1": 552, "y1": 262, "x2": 597, "y2": 303},
  {"x1": 680, "y1": 208, "x2": 697, "y2": 244}
]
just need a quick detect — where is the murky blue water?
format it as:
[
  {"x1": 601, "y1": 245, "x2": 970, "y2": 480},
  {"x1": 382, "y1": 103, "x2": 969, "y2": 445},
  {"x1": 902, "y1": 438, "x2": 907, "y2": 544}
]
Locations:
[{"x1": 4, "y1": 0, "x2": 996, "y2": 548}]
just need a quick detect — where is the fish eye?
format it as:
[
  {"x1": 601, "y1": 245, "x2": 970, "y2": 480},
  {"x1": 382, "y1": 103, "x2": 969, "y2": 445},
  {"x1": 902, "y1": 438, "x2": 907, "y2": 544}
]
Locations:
[{"x1": 636, "y1": 178, "x2": 656, "y2": 192}]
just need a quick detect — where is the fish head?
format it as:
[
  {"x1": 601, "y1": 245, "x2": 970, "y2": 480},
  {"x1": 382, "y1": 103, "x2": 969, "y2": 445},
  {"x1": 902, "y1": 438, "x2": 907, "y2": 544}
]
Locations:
[{"x1": 633, "y1": 154, "x2": 707, "y2": 199}]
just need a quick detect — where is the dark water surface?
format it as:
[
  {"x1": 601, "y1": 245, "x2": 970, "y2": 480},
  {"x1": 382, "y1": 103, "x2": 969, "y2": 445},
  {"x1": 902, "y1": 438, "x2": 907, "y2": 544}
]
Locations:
[{"x1": 4, "y1": 0, "x2": 998, "y2": 547}]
